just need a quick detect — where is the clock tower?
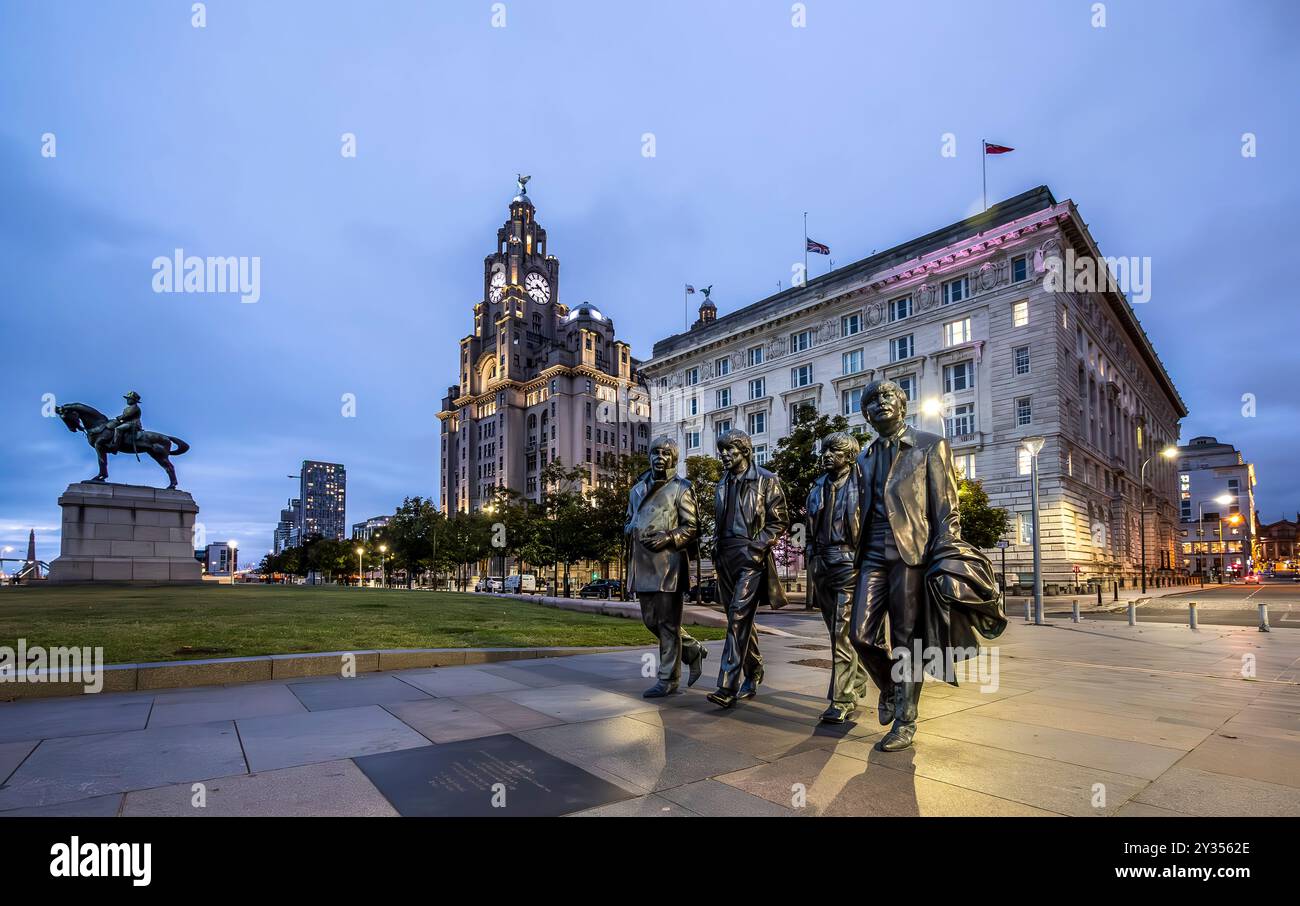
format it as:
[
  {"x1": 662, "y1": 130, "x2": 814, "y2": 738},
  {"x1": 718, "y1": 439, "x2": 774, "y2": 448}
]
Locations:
[{"x1": 438, "y1": 177, "x2": 651, "y2": 517}]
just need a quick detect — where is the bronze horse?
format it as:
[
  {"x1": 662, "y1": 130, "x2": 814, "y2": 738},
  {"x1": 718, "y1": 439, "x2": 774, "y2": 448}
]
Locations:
[{"x1": 55, "y1": 402, "x2": 190, "y2": 489}]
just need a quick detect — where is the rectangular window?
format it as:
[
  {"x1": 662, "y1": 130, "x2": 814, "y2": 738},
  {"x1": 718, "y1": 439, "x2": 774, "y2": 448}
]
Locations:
[
  {"x1": 943, "y1": 317, "x2": 972, "y2": 347},
  {"x1": 890, "y1": 334, "x2": 914, "y2": 362},
  {"x1": 841, "y1": 349, "x2": 864, "y2": 375},
  {"x1": 754, "y1": 444, "x2": 769, "y2": 466},
  {"x1": 748, "y1": 377, "x2": 766, "y2": 400},
  {"x1": 790, "y1": 330, "x2": 812, "y2": 353},
  {"x1": 945, "y1": 403, "x2": 975, "y2": 437},
  {"x1": 1013, "y1": 299, "x2": 1029, "y2": 327},
  {"x1": 1018, "y1": 512, "x2": 1034, "y2": 544},
  {"x1": 841, "y1": 312, "x2": 863, "y2": 337},
  {"x1": 942, "y1": 276, "x2": 968, "y2": 305},
  {"x1": 685, "y1": 367, "x2": 699, "y2": 386},
  {"x1": 896, "y1": 374, "x2": 916, "y2": 401},
  {"x1": 715, "y1": 419, "x2": 731, "y2": 436},
  {"x1": 943, "y1": 361, "x2": 974, "y2": 393},
  {"x1": 1011, "y1": 255, "x2": 1028, "y2": 283},
  {"x1": 747, "y1": 345, "x2": 764, "y2": 367},
  {"x1": 716, "y1": 388, "x2": 731, "y2": 408},
  {"x1": 790, "y1": 401, "x2": 815, "y2": 425},
  {"x1": 715, "y1": 356, "x2": 731, "y2": 377},
  {"x1": 748, "y1": 411, "x2": 767, "y2": 435},
  {"x1": 842, "y1": 387, "x2": 863, "y2": 417},
  {"x1": 686, "y1": 431, "x2": 701, "y2": 450},
  {"x1": 888, "y1": 295, "x2": 912, "y2": 322},
  {"x1": 955, "y1": 453, "x2": 975, "y2": 480},
  {"x1": 688, "y1": 396, "x2": 698, "y2": 416},
  {"x1": 791, "y1": 364, "x2": 813, "y2": 388},
  {"x1": 1016, "y1": 396, "x2": 1032, "y2": 426},
  {"x1": 1014, "y1": 345, "x2": 1031, "y2": 375}
]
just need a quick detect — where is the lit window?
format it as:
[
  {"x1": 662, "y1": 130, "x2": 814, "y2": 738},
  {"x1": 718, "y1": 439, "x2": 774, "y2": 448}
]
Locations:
[
  {"x1": 1018, "y1": 512, "x2": 1034, "y2": 544},
  {"x1": 955, "y1": 453, "x2": 975, "y2": 480},
  {"x1": 943, "y1": 318, "x2": 972, "y2": 347},
  {"x1": 1018, "y1": 448, "x2": 1032, "y2": 475},
  {"x1": 1013, "y1": 300, "x2": 1029, "y2": 327},
  {"x1": 945, "y1": 403, "x2": 974, "y2": 437}
]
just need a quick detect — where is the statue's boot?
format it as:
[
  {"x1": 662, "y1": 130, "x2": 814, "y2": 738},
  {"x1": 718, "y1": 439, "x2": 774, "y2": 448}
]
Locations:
[
  {"x1": 859, "y1": 652, "x2": 896, "y2": 726},
  {"x1": 685, "y1": 646, "x2": 708, "y2": 688},
  {"x1": 736, "y1": 665, "x2": 764, "y2": 701},
  {"x1": 876, "y1": 680, "x2": 922, "y2": 752},
  {"x1": 643, "y1": 680, "x2": 678, "y2": 698}
]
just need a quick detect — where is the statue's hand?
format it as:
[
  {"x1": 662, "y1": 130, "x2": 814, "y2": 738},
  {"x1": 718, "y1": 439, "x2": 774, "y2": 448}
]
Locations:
[{"x1": 643, "y1": 532, "x2": 672, "y2": 552}]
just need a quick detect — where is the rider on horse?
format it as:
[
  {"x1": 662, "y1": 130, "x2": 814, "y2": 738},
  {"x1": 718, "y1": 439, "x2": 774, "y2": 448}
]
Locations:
[{"x1": 97, "y1": 391, "x2": 143, "y2": 453}]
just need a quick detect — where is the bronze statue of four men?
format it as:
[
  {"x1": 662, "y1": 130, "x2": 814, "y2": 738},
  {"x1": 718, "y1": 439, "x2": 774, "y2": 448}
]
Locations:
[{"x1": 627, "y1": 379, "x2": 1005, "y2": 752}]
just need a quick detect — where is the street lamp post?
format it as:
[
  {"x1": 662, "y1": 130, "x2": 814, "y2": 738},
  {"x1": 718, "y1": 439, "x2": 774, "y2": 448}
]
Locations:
[
  {"x1": 227, "y1": 540, "x2": 238, "y2": 585},
  {"x1": 356, "y1": 546, "x2": 364, "y2": 588},
  {"x1": 1139, "y1": 446, "x2": 1179, "y2": 593},
  {"x1": 379, "y1": 544, "x2": 388, "y2": 588},
  {"x1": 1021, "y1": 436, "x2": 1045, "y2": 625}
]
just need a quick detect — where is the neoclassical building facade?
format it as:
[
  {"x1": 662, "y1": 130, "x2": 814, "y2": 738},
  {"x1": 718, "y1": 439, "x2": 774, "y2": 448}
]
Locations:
[
  {"x1": 437, "y1": 183, "x2": 651, "y2": 513},
  {"x1": 640, "y1": 186, "x2": 1186, "y2": 588}
]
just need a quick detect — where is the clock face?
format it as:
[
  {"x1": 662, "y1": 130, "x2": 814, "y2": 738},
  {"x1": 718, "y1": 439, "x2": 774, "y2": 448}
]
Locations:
[
  {"x1": 488, "y1": 267, "x2": 505, "y2": 303},
  {"x1": 525, "y1": 272, "x2": 551, "y2": 305}
]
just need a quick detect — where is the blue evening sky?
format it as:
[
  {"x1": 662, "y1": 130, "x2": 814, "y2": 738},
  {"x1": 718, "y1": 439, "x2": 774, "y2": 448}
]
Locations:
[{"x1": 2, "y1": 0, "x2": 1297, "y2": 564}]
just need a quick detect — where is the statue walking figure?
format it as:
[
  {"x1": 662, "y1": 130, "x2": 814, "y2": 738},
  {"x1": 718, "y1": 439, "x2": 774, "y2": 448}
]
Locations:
[
  {"x1": 707, "y1": 428, "x2": 788, "y2": 709},
  {"x1": 625, "y1": 436, "x2": 709, "y2": 697},
  {"x1": 850, "y1": 380, "x2": 1005, "y2": 751},
  {"x1": 54, "y1": 392, "x2": 190, "y2": 489},
  {"x1": 805, "y1": 431, "x2": 871, "y2": 723}
]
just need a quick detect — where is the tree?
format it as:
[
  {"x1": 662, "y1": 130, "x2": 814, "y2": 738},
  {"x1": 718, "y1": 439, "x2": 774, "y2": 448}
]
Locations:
[
  {"x1": 958, "y1": 478, "x2": 1010, "y2": 549},
  {"x1": 443, "y1": 511, "x2": 493, "y2": 591},
  {"x1": 768, "y1": 407, "x2": 867, "y2": 528},
  {"x1": 379, "y1": 496, "x2": 440, "y2": 588},
  {"x1": 539, "y1": 460, "x2": 594, "y2": 596},
  {"x1": 685, "y1": 454, "x2": 723, "y2": 602},
  {"x1": 588, "y1": 451, "x2": 649, "y2": 598}
]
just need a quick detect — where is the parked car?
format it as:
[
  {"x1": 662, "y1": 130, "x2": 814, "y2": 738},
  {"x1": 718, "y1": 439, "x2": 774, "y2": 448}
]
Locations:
[
  {"x1": 688, "y1": 577, "x2": 719, "y2": 603},
  {"x1": 578, "y1": 579, "x2": 621, "y2": 599},
  {"x1": 503, "y1": 573, "x2": 538, "y2": 594},
  {"x1": 474, "y1": 577, "x2": 503, "y2": 593}
]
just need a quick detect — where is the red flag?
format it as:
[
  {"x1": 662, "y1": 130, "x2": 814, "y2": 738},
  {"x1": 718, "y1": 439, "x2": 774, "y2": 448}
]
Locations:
[{"x1": 984, "y1": 142, "x2": 1015, "y2": 154}]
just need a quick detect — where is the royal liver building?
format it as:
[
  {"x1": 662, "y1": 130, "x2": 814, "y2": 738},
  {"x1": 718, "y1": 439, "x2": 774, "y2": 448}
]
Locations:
[
  {"x1": 438, "y1": 179, "x2": 651, "y2": 513},
  {"x1": 641, "y1": 186, "x2": 1187, "y2": 589}
]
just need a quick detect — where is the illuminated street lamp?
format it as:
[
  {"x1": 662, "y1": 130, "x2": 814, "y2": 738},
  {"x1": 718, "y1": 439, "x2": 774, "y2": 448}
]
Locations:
[
  {"x1": 379, "y1": 543, "x2": 388, "y2": 588},
  {"x1": 1139, "y1": 445, "x2": 1179, "y2": 593},
  {"x1": 1021, "y1": 436, "x2": 1045, "y2": 625},
  {"x1": 227, "y1": 540, "x2": 238, "y2": 585},
  {"x1": 355, "y1": 546, "x2": 364, "y2": 588}
]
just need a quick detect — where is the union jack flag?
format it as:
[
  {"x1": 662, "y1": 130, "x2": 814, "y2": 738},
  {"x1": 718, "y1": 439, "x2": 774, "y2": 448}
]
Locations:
[{"x1": 806, "y1": 238, "x2": 830, "y2": 255}]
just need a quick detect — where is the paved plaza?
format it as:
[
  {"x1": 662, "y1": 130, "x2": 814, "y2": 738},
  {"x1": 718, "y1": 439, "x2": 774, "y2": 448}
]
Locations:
[{"x1": 0, "y1": 615, "x2": 1297, "y2": 817}]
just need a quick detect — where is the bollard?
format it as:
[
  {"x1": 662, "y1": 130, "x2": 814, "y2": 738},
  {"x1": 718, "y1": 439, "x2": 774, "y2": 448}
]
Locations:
[
  {"x1": 1127, "y1": 601, "x2": 1137, "y2": 626},
  {"x1": 1259, "y1": 602, "x2": 1270, "y2": 633},
  {"x1": 1113, "y1": 581, "x2": 1119, "y2": 602},
  {"x1": 1096, "y1": 585, "x2": 1102, "y2": 607},
  {"x1": 1072, "y1": 600, "x2": 1080, "y2": 623},
  {"x1": 1025, "y1": 599, "x2": 1032, "y2": 621},
  {"x1": 1189, "y1": 602, "x2": 1198, "y2": 631}
]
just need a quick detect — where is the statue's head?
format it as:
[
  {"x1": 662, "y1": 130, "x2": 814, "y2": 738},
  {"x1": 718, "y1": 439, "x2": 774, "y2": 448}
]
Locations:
[
  {"x1": 124, "y1": 391, "x2": 141, "y2": 403},
  {"x1": 818, "y1": 431, "x2": 860, "y2": 475},
  {"x1": 717, "y1": 428, "x2": 753, "y2": 475},
  {"x1": 860, "y1": 380, "x2": 907, "y2": 436},
  {"x1": 648, "y1": 435, "x2": 679, "y2": 474}
]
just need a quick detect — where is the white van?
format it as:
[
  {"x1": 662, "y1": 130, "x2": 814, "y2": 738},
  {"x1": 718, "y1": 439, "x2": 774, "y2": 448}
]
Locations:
[{"x1": 504, "y1": 574, "x2": 538, "y2": 594}]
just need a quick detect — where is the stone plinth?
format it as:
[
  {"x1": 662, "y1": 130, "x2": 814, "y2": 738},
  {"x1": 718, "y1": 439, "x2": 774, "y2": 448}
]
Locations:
[{"x1": 47, "y1": 482, "x2": 202, "y2": 584}]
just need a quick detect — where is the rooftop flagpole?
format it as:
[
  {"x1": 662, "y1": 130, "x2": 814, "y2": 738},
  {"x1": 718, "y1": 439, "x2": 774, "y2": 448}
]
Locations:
[
  {"x1": 982, "y1": 139, "x2": 987, "y2": 211},
  {"x1": 803, "y1": 212, "x2": 808, "y2": 286}
]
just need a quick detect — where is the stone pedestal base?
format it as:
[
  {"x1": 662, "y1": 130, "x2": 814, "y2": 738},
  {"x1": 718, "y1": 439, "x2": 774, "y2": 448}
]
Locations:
[{"x1": 47, "y1": 482, "x2": 202, "y2": 584}]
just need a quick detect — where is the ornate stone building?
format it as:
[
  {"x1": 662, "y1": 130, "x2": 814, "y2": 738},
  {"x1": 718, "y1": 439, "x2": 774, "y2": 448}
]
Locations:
[
  {"x1": 437, "y1": 181, "x2": 651, "y2": 513},
  {"x1": 1174, "y1": 435, "x2": 1258, "y2": 578},
  {"x1": 641, "y1": 186, "x2": 1187, "y2": 588}
]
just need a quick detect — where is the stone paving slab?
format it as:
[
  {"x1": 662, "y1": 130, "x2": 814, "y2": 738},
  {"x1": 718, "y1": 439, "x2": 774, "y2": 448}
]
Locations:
[
  {"x1": 0, "y1": 721, "x2": 247, "y2": 810},
  {"x1": 147, "y1": 683, "x2": 308, "y2": 728},
  {"x1": 287, "y1": 674, "x2": 433, "y2": 712},
  {"x1": 237, "y1": 705, "x2": 430, "y2": 772},
  {"x1": 120, "y1": 759, "x2": 399, "y2": 817}
]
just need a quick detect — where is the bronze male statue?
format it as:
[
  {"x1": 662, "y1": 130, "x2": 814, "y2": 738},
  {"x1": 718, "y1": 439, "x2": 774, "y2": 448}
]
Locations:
[
  {"x1": 99, "y1": 391, "x2": 143, "y2": 455},
  {"x1": 625, "y1": 436, "x2": 708, "y2": 697},
  {"x1": 707, "y1": 428, "x2": 788, "y2": 709},
  {"x1": 805, "y1": 431, "x2": 870, "y2": 723},
  {"x1": 850, "y1": 379, "x2": 1004, "y2": 752},
  {"x1": 55, "y1": 393, "x2": 190, "y2": 489}
]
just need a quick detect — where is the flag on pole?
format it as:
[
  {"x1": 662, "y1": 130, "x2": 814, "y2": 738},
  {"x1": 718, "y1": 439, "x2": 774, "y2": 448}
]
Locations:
[
  {"x1": 685, "y1": 284, "x2": 695, "y2": 294},
  {"x1": 805, "y1": 238, "x2": 830, "y2": 255},
  {"x1": 984, "y1": 142, "x2": 1015, "y2": 154}
]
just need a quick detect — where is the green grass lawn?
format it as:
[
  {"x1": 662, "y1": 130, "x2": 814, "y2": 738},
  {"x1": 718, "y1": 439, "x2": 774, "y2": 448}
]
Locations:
[{"x1": 0, "y1": 584, "x2": 725, "y2": 665}]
